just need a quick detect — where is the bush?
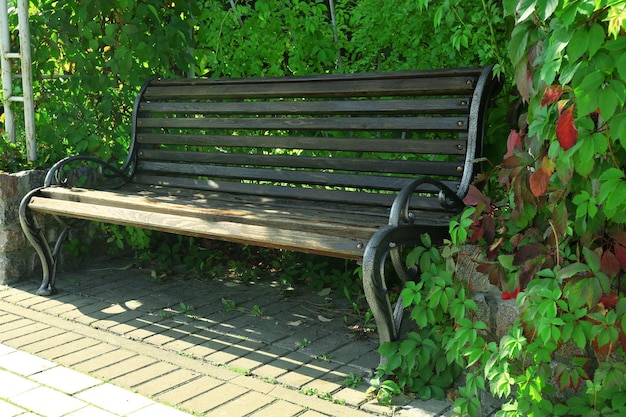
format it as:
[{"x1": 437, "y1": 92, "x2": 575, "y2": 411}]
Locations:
[{"x1": 374, "y1": 1, "x2": 626, "y2": 415}]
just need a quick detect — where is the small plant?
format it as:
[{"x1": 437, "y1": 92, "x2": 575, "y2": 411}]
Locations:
[
  {"x1": 344, "y1": 372, "x2": 363, "y2": 388},
  {"x1": 179, "y1": 302, "x2": 195, "y2": 317},
  {"x1": 222, "y1": 298, "x2": 237, "y2": 312},
  {"x1": 366, "y1": 377, "x2": 402, "y2": 407},
  {"x1": 297, "y1": 338, "x2": 311, "y2": 349},
  {"x1": 250, "y1": 304, "x2": 264, "y2": 317}
]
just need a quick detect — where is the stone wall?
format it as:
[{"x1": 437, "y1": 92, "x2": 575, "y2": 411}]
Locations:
[{"x1": 0, "y1": 170, "x2": 54, "y2": 285}]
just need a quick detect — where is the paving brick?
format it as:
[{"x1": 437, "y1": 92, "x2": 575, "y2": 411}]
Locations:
[
  {"x1": 134, "y1": 368, "x2": 201, "y2": 397},
  {"x1": 0, "y1": 349, "x2": 56, "y2": 376},
  {"x1": 92, "y1": 309, "x2": 146, "y2": 331},
  {"x1": 54, "y1": 342, "x2": 118, "y2": 367},
  {"x1": 0, "y1": 369, "x2": 39, "y2": 397},
  {"x1": 156, "y1": 375, "x2": 222, "y2": 405},
  {"x1": 10, "y1": 386, "x2": 87, "y2": 417},
  {"x1": 63, "y1": 405, "x2": 118, "y2": 417},
  {"x1": 61, "y1": 300, "x2": 119, "y2": 325},
  {"x1": 298, "y1": 410, "x2": 328, "y2": 417},
  {"x1": 3, "y1": 326, "x2": 65, "y2": 349},
  {"x1": 22, "y1": 331, "x2": 84, "y2": 356},
  {"x1": 127, "y1": 402, "x2": 194, "y2": 417},
  {"x1": 91, "y1": 354, "x2": 157, "y2": 382},
  {"x1": 0, "y1": 317, "x2": 36, "y2": 334},
  {"x1": 76, "y1": 383, "x2": 154, "y2": 415},
  {"x1": 111, "y1": 361, "x2": 178, "y2": 388},
  {"x1": 0, "y1": 400, "x2": 26, "y2": 416},
  {"x1": 210, "y1": 390, "x2": 274, "y2": 417},
  {"x1": 41, "y1": 296, "x2": 96, "y2": 316},
  {"x1": 277, "y1": 360, "x2": 338, "y2": 390},
  {"x1": 73, "y1": 349, "x2": 136, "y2": 374},
  {"x1": 30, "y1": 366, "x2": 102, "y2": 394},
  {"x1": 176, "y1": 383, "x2": 248, "y2": 415},
  {"x1": 333, "y1": 386, "x2": 369, "y2": 408},
  {"x1": 247, "y1": 400, "x2": 304, "y2": 417}
]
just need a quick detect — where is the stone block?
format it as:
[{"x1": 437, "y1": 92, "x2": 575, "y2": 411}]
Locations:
[
  {"x1": 15, "y1": 169, "x2": 47, "y2": 196},
  {"x1": 494, "y1": 298, "x2": 519, "y2": 339},
  {"x1": 0, "y1": 252, "x2": 28, "y2": 285},
  {"x1": 0, "y1": 172, "x2": 19, "y2": 200},
  {"x1": 0, "y1": 227, "x2": 26, "y2": 252},
  {"x1": 456, "y1": 245, "x2": 500, "y2": 295}
]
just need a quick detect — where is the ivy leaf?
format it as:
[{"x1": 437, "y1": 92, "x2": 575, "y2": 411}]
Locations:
[
  {"x1": 556, "y1": 105, "x2": 578, "y2": 150},
  {"x1": 567, "y1": 26, "x2": 589, "y2": 62},
  {"x1": 600, "y1": 250, "x2": 621, "y2": 279},
  {"x1": 529, "y1": 165, "x2": 550, "y2": 197},
  {"x1": 541, "y1": 84, "x2": 564, "y2": 107},
  {"x1": 588, "y1": 23, "x2": 606, "y2": 58},
  {"x1": 599, "y1": 87, "x2": 619, "y2": 120},
  {"x1": 505, "y1": 129, "x2": 523, "y2": 158},
  {"x1": 614, "y1": 243, "x2": 626, "y2": 269}
]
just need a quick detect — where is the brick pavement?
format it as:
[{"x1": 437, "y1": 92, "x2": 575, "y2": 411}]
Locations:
[{"x1": 0, "y1": 256, "x2": 461, "y2": 416}]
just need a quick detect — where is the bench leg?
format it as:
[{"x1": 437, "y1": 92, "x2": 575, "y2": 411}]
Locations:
[
  {"x1": 362, "y1": 224, "x2": 423, "y2": 361},
  {"x1": 19, "y1": 188, "x2": 68, "y2": 296}
]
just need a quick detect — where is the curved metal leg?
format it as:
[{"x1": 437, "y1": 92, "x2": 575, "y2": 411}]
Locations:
[
  {"x1": 19, "y1": 188, "x2": 68, "y2": 296},
  {"x1": 362, "y1": 224, "x2": 423, "y2": 353}
]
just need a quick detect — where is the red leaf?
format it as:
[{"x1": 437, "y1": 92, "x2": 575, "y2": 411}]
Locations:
[
  {"x1": 614, "y1": 244, "x2": 626, "y2": 269},
  {"x1": 556, "y1": 105, "x2": 578, "y2": 150},
  {"x1": 541, "y1": 85, "x2": 564, "y2": 107},
  {"x1": 463, "y1": 184, "x2": 487, "y2": 206},
  {"x1": 529, "y1": 168, "x2": 550, "y2": 197},
  {"x1": 599, "y1": 293, "x2": 619, "y2": 309},
  {"x1": 505, "y1": 129, "x2": 523, "y2": 158},
  {"x1": 515, "y1": 59, "x2": 533, "y2": 103},
  {"x1": 601, "y1": 250, "x2": 621, "y2": 278}
]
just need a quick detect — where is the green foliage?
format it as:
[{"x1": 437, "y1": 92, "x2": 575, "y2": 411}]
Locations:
[
  {"x1": 371, "y1": 235, "x2": 464, "y2": 401},
  {"x1": 378, "y1": 1, "x2": 626, "y2": 414}
]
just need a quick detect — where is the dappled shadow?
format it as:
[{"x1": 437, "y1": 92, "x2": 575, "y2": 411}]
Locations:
[{"x1": 13, "y1": 255, "x2": 379, "y2": 400}]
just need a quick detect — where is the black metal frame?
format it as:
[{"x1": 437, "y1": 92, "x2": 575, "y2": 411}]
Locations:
[{"x1": 361, "y1": 65, "x2": 500, "y2": 352}]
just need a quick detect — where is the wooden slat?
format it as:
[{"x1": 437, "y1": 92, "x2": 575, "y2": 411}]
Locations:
[
  {"x1": 136, "y1": 134, "x2": 468, "y2": 154},
  {"x1": 38, "y1": 187, "x2": 387, "y2": 238},
  {"x1": 137, "y1": 149, "x2": 464, "y2": 176},
  {"x1": 136, "y1": 116, "x2": 469, "y2": 132},
  {"x1": 138, "y1": 98, "x2": 472, "y2": 116},
  {"x1": 150, "y1": 67, "x2": 484, "y2": 87},
  {"x1": 131, "y1": 174, "x2": 454, "y2": 212},
  {"x1": 143, "y1": 76, "x2": 477, "y2": 100},
  {"x1": 137, "y1": 161, "x2": 420, "y2": 190},
  {"x1": 27, "y1": 196, "x2": 370, "y2": 259}
]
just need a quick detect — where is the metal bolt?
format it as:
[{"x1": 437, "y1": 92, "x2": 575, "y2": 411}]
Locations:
[
  {"x1": 457, "y1": 144, "x2": 464, "y2": 150},
  {"x1": 357, "y1": 243, "x2": 364, "y2": 249},
  {"x1": 457, "y1": 166, "x2": 463, "y2": 172},
  {"x1": 389, "y1": 242, "x2": 397, "y2": 248},
  {"x1": 457, "y1": 120, "x2": 464, "y2": 127},
  {"x1": 460, "y1": 100, "x2": 468, "y2": 106}
]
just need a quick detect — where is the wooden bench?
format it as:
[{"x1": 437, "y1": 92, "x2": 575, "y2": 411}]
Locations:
[{"x1": 19, "y1": 66, "x2": 500, "y2": 352}]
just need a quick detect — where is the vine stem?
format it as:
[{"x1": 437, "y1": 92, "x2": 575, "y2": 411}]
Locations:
[{"x1": 548, "y1": 220, "x2": 561, "y2": 268}]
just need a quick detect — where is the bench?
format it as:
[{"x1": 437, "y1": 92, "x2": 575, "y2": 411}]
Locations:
[{"x1": 19, "y1": 66, "x2": 501, "y2": 352}]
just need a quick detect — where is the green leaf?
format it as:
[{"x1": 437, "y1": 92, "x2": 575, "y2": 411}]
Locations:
[
  {"x1": 599, "y1": 88, "x2": 619, "y2": 119},
  {"x1": 567, "y1": 26, "x2": 589, "y2": 62},
  {"x1": 588, "y1": 23, "x2": 606, "y2": 58},
  {"x1": 616, "y1": 51, "x2": 626, "y2": 82},
  {"x1": 582, "y1": 247, "x2": 601, "y2": 273},
  {"x1": 558, "y1": 262, "x2": 590, "y2": 279}
]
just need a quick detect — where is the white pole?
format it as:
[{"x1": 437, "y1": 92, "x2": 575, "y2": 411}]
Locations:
[
  {"x1": 0, "y1": 0, "x2": 15, "y2": 143},
  {"x1": 17, "y1": 0, "x2": 36, "y2": 161}
]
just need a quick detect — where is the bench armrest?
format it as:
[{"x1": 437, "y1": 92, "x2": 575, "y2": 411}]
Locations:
[
  {"x1": 389, "y1": 178, "x2": 465, "y2": 226},
  {"x1": 44, "y1": 155, "x2": 131, "y2": 188}
]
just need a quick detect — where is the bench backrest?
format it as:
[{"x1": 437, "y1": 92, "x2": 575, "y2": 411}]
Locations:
[{"x1": 128, "y1": 66, "x2": 499, "y2": 213}]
